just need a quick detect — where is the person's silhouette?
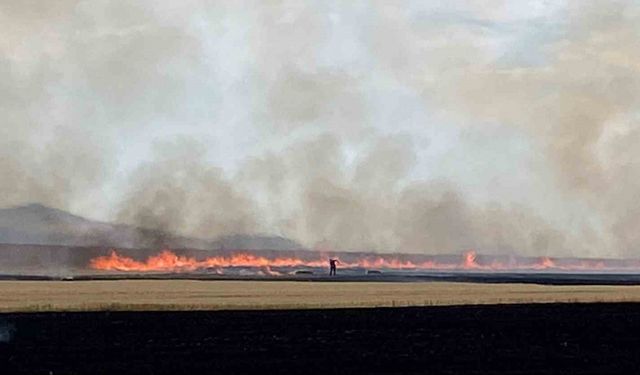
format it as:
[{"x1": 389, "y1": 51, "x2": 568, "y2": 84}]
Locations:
[{"x1": 329, "y1": 259, "x2": 339, "y2": 276}]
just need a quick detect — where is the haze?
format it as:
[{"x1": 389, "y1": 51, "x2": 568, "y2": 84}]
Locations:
[{"x1": 1, "y1": 1, "x2": 639, "y2": 258}]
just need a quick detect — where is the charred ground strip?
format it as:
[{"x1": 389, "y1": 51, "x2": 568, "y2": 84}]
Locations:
[
  {"x1": 2, "y1": 303, "x2": 640, "y2": 374},
  {"x1": 7, "y1": 272, "x2": 640, "y2": 286}
]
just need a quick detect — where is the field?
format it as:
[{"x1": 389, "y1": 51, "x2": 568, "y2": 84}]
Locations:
[
  {"x1": 3, "y1": 303, "x2": 640, "y2": 374},
  {"x1": 4, "y1": 279, "x2": 640, "y2": 312},
  {"x1": 4, "y1": 280, "x2": 640, "y2": 374}
]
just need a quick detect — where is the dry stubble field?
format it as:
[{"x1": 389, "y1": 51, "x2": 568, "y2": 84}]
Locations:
[{"x1": 2, "y1": 280, "x2": 640, "y2": 312}]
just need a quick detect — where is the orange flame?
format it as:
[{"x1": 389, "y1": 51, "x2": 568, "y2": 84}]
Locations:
[
  {"x1": 463, "y1": 250, "x2": 479, "y2": 268},
  {"x1": 534, "y1": 256, "x2": 556, "y2": 269},
  {"x1": 90, "y1": 250, "x2": 328, "y2": 272},
  {"x1": 89, "y1": 249, "x2": 638, "y2": 273}
]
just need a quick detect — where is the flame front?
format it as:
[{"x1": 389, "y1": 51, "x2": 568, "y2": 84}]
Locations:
[
  {"x1": 89, "y1": 249, "x2": 636, "y2": 274},
  {"x1": 90, "y1": 250, "x2": 326, "y2": 272}
]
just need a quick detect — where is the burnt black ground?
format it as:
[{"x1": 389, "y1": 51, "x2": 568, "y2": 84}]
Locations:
[
  {"x1": 2, "y1": 303, "x2": 640, "y2": 374},
  {"x1": 11, "y1": 271, "x2": 640, "y2": 285}
]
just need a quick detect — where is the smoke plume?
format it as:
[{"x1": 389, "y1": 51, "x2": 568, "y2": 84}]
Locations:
[{"x1": 2, "y1": 1, "x2": 639, "y2": 257}]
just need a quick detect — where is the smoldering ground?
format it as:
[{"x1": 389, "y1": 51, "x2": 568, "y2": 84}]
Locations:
[{"x1": 1, "y1": 1, "x2": 639, "y2": 258}]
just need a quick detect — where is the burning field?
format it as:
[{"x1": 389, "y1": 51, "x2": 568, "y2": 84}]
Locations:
[
  {"x1": 7, "y1": 243, "x2": 640, "y2": 282},
  {"x1": 6, "y1": 247, "x2": 640, "y2": 375},
  {"x1": 88, "y1": 248, "x2": 640, "y2": 276}
]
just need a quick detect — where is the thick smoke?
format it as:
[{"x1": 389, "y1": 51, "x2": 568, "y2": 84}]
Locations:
[
  {"x1": 117, "y1": 140, "x2": 258, "y2": 248},
  {"x1": 120, "y1": 134, "x2": 565, "y2": 256},
  {"x1": 390, "y1": 1, "x2": 640, "y2": 256},
  {"x1": 0, "y1": 0, "x2": 198, "y2": 212},
  {"x1": 2, "y1": 1, "x2": 639, "y2": 257}
]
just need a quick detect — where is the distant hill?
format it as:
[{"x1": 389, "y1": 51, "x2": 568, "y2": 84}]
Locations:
[
  {"x1": 0, "y1": 203, "x2": 304, "y2": 251},
  {"x1": 0, "y1": 203, "x2": 123, "y2": 247}
]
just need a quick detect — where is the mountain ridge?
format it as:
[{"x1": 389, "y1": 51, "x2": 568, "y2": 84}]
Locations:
[{"x1": 0, "y1": 203, "x2": 304, "y2": 251}]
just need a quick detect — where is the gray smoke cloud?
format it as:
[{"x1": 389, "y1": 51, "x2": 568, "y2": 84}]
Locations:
[
  {"x1": 395, "y1": 1, "x2": 640, "y2": 256},
  {"x1": 233, "y1": 134, "x2": 566, "y2": 256},
  {"x1": 1, "y1": 1, "x2": 639, "y2": 257},
  {"x1": 117, "y1": 139, "x2": 258, "y2": 247}
]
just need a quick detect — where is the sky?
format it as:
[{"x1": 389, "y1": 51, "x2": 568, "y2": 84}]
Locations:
[{"x1": 2, "y1": 1, "x2": 640, "y2": 257}]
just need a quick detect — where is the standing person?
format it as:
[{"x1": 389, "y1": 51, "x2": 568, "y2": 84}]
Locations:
[{"x1": 329, "y1": 258, "x2": 339, "y2": 276}]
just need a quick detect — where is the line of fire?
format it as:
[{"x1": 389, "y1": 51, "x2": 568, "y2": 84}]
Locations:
[{"x1": 89, "y1": 249, "x2": 640, "y2": 275}]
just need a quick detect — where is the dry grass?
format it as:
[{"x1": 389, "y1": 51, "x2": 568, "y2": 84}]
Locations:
[{"x1": 2, "y1": 280, "x2": 640, "y2": 312}]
